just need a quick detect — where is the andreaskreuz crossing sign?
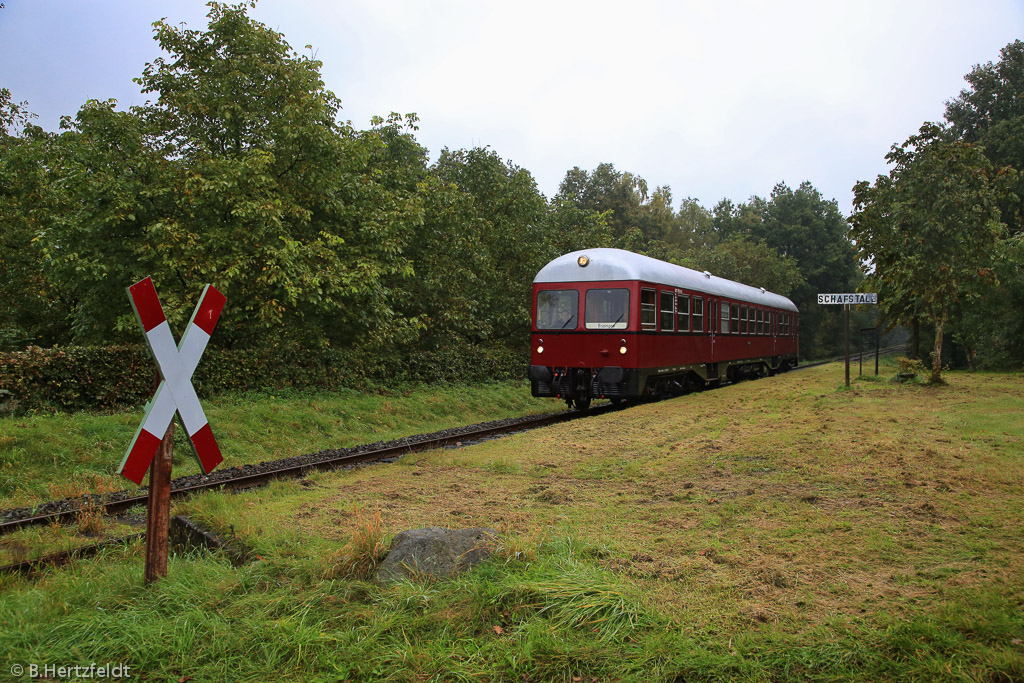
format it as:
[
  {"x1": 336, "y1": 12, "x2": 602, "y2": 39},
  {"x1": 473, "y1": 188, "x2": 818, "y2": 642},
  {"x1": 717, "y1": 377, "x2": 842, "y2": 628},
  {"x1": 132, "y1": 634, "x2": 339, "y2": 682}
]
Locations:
[{"x1": 119, "y1": 277, "x2": 226, "y2": 484}]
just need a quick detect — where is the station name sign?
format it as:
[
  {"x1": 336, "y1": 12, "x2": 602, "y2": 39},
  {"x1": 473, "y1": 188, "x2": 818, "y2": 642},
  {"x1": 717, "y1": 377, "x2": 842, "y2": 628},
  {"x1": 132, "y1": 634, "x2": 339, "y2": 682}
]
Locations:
[{"x1": 817, "y1": 293, "x2": 878, "y2": 305}]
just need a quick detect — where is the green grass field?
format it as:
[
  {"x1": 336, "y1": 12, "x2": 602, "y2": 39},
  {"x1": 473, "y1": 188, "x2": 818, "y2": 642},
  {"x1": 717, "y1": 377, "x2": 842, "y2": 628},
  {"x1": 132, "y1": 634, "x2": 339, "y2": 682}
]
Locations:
[
  {"x1": 1, "y1": 364, "x2": 1022, "y2": 681},
  {"x1": 0, "y1": 382, "x2": 559, "y2": 508}
]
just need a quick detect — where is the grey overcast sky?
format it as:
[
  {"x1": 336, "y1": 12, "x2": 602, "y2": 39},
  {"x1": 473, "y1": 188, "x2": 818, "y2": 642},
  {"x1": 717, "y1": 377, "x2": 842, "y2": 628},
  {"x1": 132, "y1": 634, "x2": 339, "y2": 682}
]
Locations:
[{"x1": 1, "y1": 1, "x2": 1022, "y2": 215}]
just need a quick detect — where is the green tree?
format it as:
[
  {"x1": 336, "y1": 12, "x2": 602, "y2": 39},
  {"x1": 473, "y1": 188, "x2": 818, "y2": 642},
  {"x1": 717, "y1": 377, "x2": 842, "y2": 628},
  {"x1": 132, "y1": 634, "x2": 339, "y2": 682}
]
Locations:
[
  {"x1": 555, "y1": 163, "x2": 675, "y2": 244},
  {"x1": 432, "y1": 147, "x2": 548, "y2": 343},
  {"x1": 850, "y1": 123, "x2": 1012, "y2": 382},
  {"x1": 0, "y1": 90, "x2": 71, "y2": 349},
  {"x1": 945, "y1": 39, "x2": 1024, "y2": 235},
  {"x1": 38, "y1": 2, "x2": 423, "y2": 348},
  {"x1": 668, "y1": 197, "x2": 716, "y2": 253},
  {"x1": 942, "y1": 39, "x2": 1024, "y2": 365},
  {"x1": 541, "y1": 200, "x2": 614, "y2": 257}
]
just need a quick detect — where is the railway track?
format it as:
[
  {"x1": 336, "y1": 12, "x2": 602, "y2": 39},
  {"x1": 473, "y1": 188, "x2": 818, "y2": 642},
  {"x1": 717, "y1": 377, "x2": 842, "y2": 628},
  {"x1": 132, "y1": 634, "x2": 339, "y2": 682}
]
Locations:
[
  {"x1": 1, "y1": 346, "x2": 902, "y2": 575},
  {"x1": 1, "y1": 406, "x2": 619, "y2": 539},
  {"x1": 795, "y1": 344, "x2": 903, "y2": 372}
]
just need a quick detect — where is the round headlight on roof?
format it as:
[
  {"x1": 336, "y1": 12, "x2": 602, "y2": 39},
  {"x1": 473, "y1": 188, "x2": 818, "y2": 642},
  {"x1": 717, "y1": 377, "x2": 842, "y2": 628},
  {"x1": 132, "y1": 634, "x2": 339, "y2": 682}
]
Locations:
[{"x1": 577, "y1": 255, "x2": 589, "y2": 267}]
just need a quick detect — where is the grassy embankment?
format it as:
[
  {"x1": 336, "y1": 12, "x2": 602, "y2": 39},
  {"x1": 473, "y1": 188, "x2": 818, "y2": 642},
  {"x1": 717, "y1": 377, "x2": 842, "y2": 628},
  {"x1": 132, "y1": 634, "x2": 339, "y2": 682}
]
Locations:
[
  {"x1": 1, "y1": 362, "x2": 1022, "y2": 681},
  {"x1": 0, "y1": 382, "x2": 559, "y2": 565}
]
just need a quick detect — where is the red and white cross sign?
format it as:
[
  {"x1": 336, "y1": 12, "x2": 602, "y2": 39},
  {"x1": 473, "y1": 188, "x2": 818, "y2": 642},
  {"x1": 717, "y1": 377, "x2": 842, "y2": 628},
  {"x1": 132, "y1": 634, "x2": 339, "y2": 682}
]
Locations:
[{"x1": 119, "y1": 277, "x2": 226, "y2": 484}]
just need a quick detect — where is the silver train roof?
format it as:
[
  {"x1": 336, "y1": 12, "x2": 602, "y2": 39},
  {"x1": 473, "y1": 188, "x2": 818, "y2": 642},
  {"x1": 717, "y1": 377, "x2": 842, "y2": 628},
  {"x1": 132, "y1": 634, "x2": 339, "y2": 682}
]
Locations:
[{"x1": 534, "y1": 248, "x2": 798, "y2": 312}]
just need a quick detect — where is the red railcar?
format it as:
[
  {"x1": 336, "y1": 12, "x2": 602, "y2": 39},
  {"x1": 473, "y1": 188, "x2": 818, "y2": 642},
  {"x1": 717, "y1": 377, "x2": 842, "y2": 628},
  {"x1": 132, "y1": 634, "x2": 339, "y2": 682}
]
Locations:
[{"x1": 529, "y1": 248, "x2": 799, "y2": 408}]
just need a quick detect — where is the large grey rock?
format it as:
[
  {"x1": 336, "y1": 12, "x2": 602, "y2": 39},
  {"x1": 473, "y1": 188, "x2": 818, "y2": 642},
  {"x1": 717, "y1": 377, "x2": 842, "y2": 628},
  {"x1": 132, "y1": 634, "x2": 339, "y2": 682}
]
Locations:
[{"x1": 374, "y1": 527, "x2": 498, "y2": 584}]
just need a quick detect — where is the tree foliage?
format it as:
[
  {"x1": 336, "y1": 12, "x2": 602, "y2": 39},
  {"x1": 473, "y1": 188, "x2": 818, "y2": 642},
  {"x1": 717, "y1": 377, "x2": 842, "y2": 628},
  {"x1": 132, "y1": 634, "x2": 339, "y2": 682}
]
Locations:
[
  {"x1": 0, "y1": 89, "x2": 70, "y2": 349},
  {"x1": 850, "y1": 38, "x2": 1024, "y2": 373},
  {"x1": 850, "y1": 124, "x2": 1012, "y2": 381},
  {"x1": 36, "y1": 2, "x2": 423, "y2": 348}
]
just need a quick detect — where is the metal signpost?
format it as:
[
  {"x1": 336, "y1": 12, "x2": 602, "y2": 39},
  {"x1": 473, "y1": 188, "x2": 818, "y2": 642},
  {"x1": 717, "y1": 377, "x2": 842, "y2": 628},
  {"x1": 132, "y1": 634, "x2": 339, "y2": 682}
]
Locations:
[
  {"x1": 121, "y1": 277, "x2": 226, "y2": 583},
  {"x1": 860, "y1": 327, "x2": 880, "y2": 377},
  {"x1": 817, "y1": 293, "x2": 878, "y2": 387}
]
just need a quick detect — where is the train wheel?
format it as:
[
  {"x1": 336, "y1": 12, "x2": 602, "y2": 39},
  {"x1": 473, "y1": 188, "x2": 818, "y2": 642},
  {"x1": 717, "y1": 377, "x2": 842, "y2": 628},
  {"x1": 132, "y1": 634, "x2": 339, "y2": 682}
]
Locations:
[{"x1": 568, "y1": 369, "x2": 591, "y2": 410}]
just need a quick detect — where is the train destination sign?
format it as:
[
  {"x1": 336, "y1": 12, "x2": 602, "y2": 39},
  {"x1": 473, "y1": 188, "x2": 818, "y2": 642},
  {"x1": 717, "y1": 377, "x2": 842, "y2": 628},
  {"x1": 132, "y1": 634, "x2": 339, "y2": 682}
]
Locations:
[{"x1": 817, "y1": 293, "x2": 878, "y2": 305}]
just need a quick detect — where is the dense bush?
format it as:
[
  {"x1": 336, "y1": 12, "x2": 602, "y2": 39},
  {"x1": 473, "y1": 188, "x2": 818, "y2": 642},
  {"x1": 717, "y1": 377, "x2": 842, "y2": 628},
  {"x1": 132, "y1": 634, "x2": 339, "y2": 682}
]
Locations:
[{"x1": 0, "y1": 342, "x2": 526, "y2": 414}]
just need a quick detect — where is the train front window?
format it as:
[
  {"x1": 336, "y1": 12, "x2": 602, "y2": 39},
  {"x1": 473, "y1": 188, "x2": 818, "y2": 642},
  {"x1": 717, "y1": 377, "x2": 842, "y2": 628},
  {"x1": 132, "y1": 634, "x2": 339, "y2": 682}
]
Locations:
[
  {"x1": 585, "y1": 288, "x2": 630, "y2": 330},
  {"x1": 536, "y1": 289, "x2": 579, "y2": 330}
]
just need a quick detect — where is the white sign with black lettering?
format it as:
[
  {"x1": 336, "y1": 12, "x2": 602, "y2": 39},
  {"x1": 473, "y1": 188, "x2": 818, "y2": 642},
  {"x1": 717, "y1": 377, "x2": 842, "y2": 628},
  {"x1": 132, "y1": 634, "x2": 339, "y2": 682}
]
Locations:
[{"x1": 817, "y1": 293, "x2": 878, "y2": 305}]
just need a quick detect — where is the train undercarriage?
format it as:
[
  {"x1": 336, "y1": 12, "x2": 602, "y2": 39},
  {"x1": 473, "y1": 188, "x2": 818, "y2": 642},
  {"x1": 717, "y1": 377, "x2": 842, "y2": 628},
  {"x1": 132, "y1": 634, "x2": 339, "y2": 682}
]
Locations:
[{"x1": 529, "y1": 356, "x2": 799, "y2": 410}]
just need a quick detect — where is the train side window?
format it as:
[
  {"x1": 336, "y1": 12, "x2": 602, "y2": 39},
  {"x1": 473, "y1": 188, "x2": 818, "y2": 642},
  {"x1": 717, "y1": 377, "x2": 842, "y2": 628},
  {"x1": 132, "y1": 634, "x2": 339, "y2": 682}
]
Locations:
[
  {"x1": 641, "y1": 288, "x2": 657, "y2": 331},
  {"x1": 692, "y1": 297, "x2": 703, "y2": 333},
  {"x1": 536, "y1": 289, "x2": 579, "y2": 330},
  {"x1": 740, "y1": 306, "x2": 748, "y2": 334},
  {"x1": 756, "y1": 309, "x2": 763, "y2": 335},
  {"x1": 720, "y1": 301, "x2": 730, "y2": 334},
  {"x1": 677, "y1": 295, "x2": 690, "y2": 332},
  {"x1": 731, "y1": 304, "x2": 739, "y2": 334},
  {"x1": 660, "y1": 291, "x2": 675, "y2": 332}
]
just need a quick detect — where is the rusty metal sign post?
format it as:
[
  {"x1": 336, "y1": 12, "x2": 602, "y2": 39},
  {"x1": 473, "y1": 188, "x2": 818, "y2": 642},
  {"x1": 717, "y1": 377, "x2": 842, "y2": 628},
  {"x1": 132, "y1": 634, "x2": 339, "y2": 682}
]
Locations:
[
  {"x1": 817, "y1": 293, "x2": 878, "y2": 388},
  {"x1": 121, "y1": 277, "x2": 226, "y2": 583},
  {"x1": 860, "y1": 327, "x2": 880, "y2": 377}
]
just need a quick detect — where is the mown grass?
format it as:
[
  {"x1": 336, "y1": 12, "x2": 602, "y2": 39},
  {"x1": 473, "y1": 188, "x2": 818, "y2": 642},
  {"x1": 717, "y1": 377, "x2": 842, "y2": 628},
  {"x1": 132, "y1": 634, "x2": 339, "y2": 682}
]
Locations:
[
  {"x1": 0, "y1": 382, "x2": 559, "y2": 508},
  {"x1": 1, "y1": 363, "x2": 1022, "y2": 681}
]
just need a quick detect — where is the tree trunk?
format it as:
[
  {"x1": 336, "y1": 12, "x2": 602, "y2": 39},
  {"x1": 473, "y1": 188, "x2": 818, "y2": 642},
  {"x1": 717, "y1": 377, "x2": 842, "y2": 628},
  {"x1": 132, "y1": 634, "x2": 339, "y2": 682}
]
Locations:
[
  {"x1": 909, "y1": 319, "x2": 921, "y2": 359},
  {"x1": 929, "y1": 314, "x2": 946, "y2": 384}
]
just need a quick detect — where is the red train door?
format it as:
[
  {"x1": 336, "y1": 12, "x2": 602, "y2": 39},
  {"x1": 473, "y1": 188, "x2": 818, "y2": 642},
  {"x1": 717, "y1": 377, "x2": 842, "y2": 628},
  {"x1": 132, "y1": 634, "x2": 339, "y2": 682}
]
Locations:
[{"x1": 710, "y1": 298, "x2": 716, "y2": 361}]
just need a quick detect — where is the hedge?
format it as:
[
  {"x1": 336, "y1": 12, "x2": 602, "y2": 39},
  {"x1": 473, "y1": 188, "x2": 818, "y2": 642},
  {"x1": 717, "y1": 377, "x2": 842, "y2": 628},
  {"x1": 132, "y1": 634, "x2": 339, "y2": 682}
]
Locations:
[{"x1": 0, "y1": 342, "x2": 527, "y2": 414}]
